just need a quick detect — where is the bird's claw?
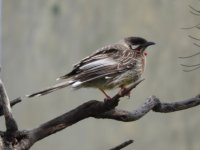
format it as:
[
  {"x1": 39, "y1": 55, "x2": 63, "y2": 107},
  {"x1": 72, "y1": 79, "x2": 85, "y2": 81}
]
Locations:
[
  {"x1": 104, "y1": 96, "x2": 112, "y2": 102},
  {"x1": 118, "y1": 87, "x2": 131, "y2": 99}
]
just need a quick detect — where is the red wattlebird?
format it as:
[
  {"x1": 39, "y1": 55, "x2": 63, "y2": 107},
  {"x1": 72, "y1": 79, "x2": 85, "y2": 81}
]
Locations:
[{"x1": 26, "y1": 37, "x2": 155, "y2": 99}]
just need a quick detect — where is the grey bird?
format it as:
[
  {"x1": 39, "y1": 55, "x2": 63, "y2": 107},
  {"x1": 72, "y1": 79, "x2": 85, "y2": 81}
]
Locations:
[{"x1": 26, "y1": 37, "x2": 155, "y2": 99}]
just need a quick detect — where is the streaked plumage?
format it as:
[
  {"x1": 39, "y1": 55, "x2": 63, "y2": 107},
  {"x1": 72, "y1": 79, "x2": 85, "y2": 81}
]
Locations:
[{"x1": 27, "y1": 37, "x2": 155, "y2": 98}]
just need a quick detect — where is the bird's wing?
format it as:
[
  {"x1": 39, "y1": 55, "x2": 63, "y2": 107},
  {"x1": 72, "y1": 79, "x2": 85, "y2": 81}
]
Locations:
[
  {"x1": 73, "y1": 44, "x2": 121, "y2": 68},
  {"x1": 57, "y1": 44, "x2": 121, "y2": 79},
  {"x1": 57, "y1": 44, "x2": 137, "y2": 84}
]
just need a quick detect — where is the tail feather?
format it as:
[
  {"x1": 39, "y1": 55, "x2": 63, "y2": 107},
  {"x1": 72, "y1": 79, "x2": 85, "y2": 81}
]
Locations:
[
  {"x1": 56, "y1": 74, "x2": 71, "y2": 81},
  {"x1": 26, "y1": 81, "x2": 71, "y2": 98}
]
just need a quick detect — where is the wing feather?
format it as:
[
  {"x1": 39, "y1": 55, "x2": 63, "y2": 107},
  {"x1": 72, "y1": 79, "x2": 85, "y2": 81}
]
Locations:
[
  {"x1": 57, "y1": 44, "x2": 138, "y2": 86},
  {"x1": 57, "y1": 44, "x2": 123, "y2": 80}
]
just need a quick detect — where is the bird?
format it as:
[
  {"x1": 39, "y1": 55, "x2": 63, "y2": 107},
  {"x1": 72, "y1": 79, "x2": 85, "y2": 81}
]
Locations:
[{"x1": 26, "y1": 37, "x2": 155, "y2": 99}]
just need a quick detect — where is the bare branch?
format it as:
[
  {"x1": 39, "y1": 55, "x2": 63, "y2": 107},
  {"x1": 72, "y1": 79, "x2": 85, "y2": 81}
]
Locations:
[
  {"x1": 193, "y1": 42, "x2": 200, "y2": 48},
  {"x1": 181, "y1": 63, "x2": 200, "y2": 72},
  {"x1": 0, "y1": 80, "x2": 199, "y2": 149},
  {"x1": 28, "y1": 79, "x2": 144, "y2": 143},
  {"x1": 10, "y1": 97, "x2": 22, "y2": 106},
  {"x1": 190, "y1": 10, "x2": 200, "y2": 16},
  {"x1": 25, "y1": 93, "x2": 200, "y2": 148},
  {"x1": 181, "y1": 64, "x2": 200, "y2": 67},
  {"x1": 152, "y1": 94, "x2": 200, "y2": 112},
  {"x1": 95, "y1": 94, "x2": 200, "y2": 121},
  {"x1": 0, "y1": 85, "x2": 199, "y2": 149},
  {"x1": 181, "y1": 5, "x2": 200, "y2": 72},
  {"x1": 0, "y1": 79, "x2": 18, "y2": 133},
  {"x1": 95, "y1": 96, "x2": 159, "y2": 121},
  {"x1": 179, "y1": 51, "x2": 200, "y2": 59},
  {"x1": 0, "y1": 97, "x2": 22, "y2": 116},
  {"x1": 110, "y1": 139, "x2": 134, "y2": 150},
  {"x1": 181, "y1": 23, "x2": 200, "y2": 30},
  {"x1": 189, "y1": 5, "x2": 200, "y2": 14},
  {"x1": 188, "y1": 35, "x2": 200, "y2": 41},
  {"x1": 183, "y1": 65, "x2": 200, "y2": 72}
]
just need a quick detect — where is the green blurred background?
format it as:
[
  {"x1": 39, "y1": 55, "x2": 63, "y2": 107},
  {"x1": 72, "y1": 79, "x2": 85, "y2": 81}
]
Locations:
[{"x1": 1, "y1": 0, "x2": 200, "y2": 149}]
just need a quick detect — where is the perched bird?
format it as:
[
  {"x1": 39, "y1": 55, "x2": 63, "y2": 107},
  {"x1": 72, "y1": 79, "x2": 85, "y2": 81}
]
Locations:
[{"x1": 27, "y1": 37, "x2": 155, "y2": 99}]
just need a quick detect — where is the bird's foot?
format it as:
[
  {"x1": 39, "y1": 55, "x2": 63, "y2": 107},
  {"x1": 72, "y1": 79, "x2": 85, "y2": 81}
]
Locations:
[
  {"x1": 99, "y1": 88, "x2": 113, "y2": 102},
  {"x1": 119, "y1": 86, "x2": 131, "y2": 99},
  {"x1": 104, "y1": 96, "x2": 112, "y2": 102}
]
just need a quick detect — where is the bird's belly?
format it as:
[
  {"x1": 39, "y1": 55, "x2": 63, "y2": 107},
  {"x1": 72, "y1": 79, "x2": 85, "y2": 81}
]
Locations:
[
  {"x1": 115, "y1": 70, "x2": 141, "y2": 85},
  {"x1": 82, "y1": 57, "x2": 145, "y2": 90},
  {"x1": 81, "y1": 71, "x2": 139, "y2": 90},
  {"x1": 103, "y1": 63, "x2": 145, "y2": 89}
]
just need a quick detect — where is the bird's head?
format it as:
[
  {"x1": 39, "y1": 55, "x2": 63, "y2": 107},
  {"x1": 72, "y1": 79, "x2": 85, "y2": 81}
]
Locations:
[{"x1": 124, "y1": 37, "x2": 155, "y2": 55}]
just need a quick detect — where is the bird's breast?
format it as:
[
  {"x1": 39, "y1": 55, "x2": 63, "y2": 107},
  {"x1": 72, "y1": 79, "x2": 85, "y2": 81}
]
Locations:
[{"x1": 141, "y1": 54, "x2": 146, "y2": 73}]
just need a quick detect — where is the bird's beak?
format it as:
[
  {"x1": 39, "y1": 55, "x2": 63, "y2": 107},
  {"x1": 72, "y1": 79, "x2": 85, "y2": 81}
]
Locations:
[
  {"x1": 142, "y1": 41, "x2": 155, "y2": 51},
  {"x1": 143, "y1": 41, "x2": 155, "y2": 47}
]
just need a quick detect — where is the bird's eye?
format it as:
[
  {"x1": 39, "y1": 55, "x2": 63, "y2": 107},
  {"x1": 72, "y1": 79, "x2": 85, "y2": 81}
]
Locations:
[{"x1": 130, "y1": 45, "x2": 140, "y2": 50}]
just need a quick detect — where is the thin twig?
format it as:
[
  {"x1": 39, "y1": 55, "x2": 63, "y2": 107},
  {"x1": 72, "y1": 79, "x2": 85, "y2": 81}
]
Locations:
[
  {"x1": 188, "y1": 35, "x2": 200, "y2": 41},
  {"x1": 183, "y1": 65, "x2": 200, "y2": 72},
  {"x1": 189, "y1": 5, "x2": 200, "y2": 13},
  {"x1": 179, "y1": 51, "x2": 200, "y2": 59},
  {"x1": 181, "y1": 23, "x2": 200, "y2": 29},
  {"x1": 110, "y1": 140, "x2": 134, "y2": 150},
  {"x1": 181, "y1": 64, "x2": 200, "y2": 67},
  {"x1": 10, "y1": 97, "x2": 22, "y2": 106},
  {"x1": 190, "y1": 10, "x2": 200, "y2": 16},
  {"x1": 193, "y1": 42, "x2": 200, "y2": 48}
]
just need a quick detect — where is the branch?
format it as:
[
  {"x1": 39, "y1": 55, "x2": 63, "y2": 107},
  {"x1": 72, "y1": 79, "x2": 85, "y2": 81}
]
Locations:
[
  {"x1": 179, "y1": 51, "x2": 200, "y2": 59},
  {"x1": 190, "y1": 10, "x2": 200, "y2": 16},
  {"x1": 0, "y1": 79, "x2": 18, "y2": 133},
  {"x1": 28, "y1": 79, "x2": 144, "y2": 143},
  {"x1": 0, "y1": 81, "x2": 199, "y2": 149},
  {"x1": 26, "y1": 93, "x2": 200, "y2": 148},
  {"x1": 189, "y1": 5, "x2": 200, "y2": 14},
  {"x1": 181, "y1": 23, "x2": 200, "y2": 29},
  {"x1": 181, "y1": 64, "x2": 200, "y2": 67},
  {"x1": 182, "y1": 65, "x2": 200, "y2": 72},
  {"x1": 110, "y1": 139, "x2": 134, "y2": 150},
  {"x1": 193, "y1": 42, "x2": 200, "y2": 48},
  {"x1": 0, "y1": 97, "x2": 22, "y2": 116},
  {"x1": 188, "y1": 35, "x2": 200, "y2": 41},
  {"x1": 95, "y1": 94, "x2": 200, "y2": 121},
  {"x1": 0, "y1": 78, "x2": 199, "y2": 149}
]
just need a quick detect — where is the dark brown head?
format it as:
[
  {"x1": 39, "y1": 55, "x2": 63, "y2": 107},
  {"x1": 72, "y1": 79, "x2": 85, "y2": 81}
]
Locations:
[{"x1": 124, "y1": 37, "x2": 155, "y2": 52}]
